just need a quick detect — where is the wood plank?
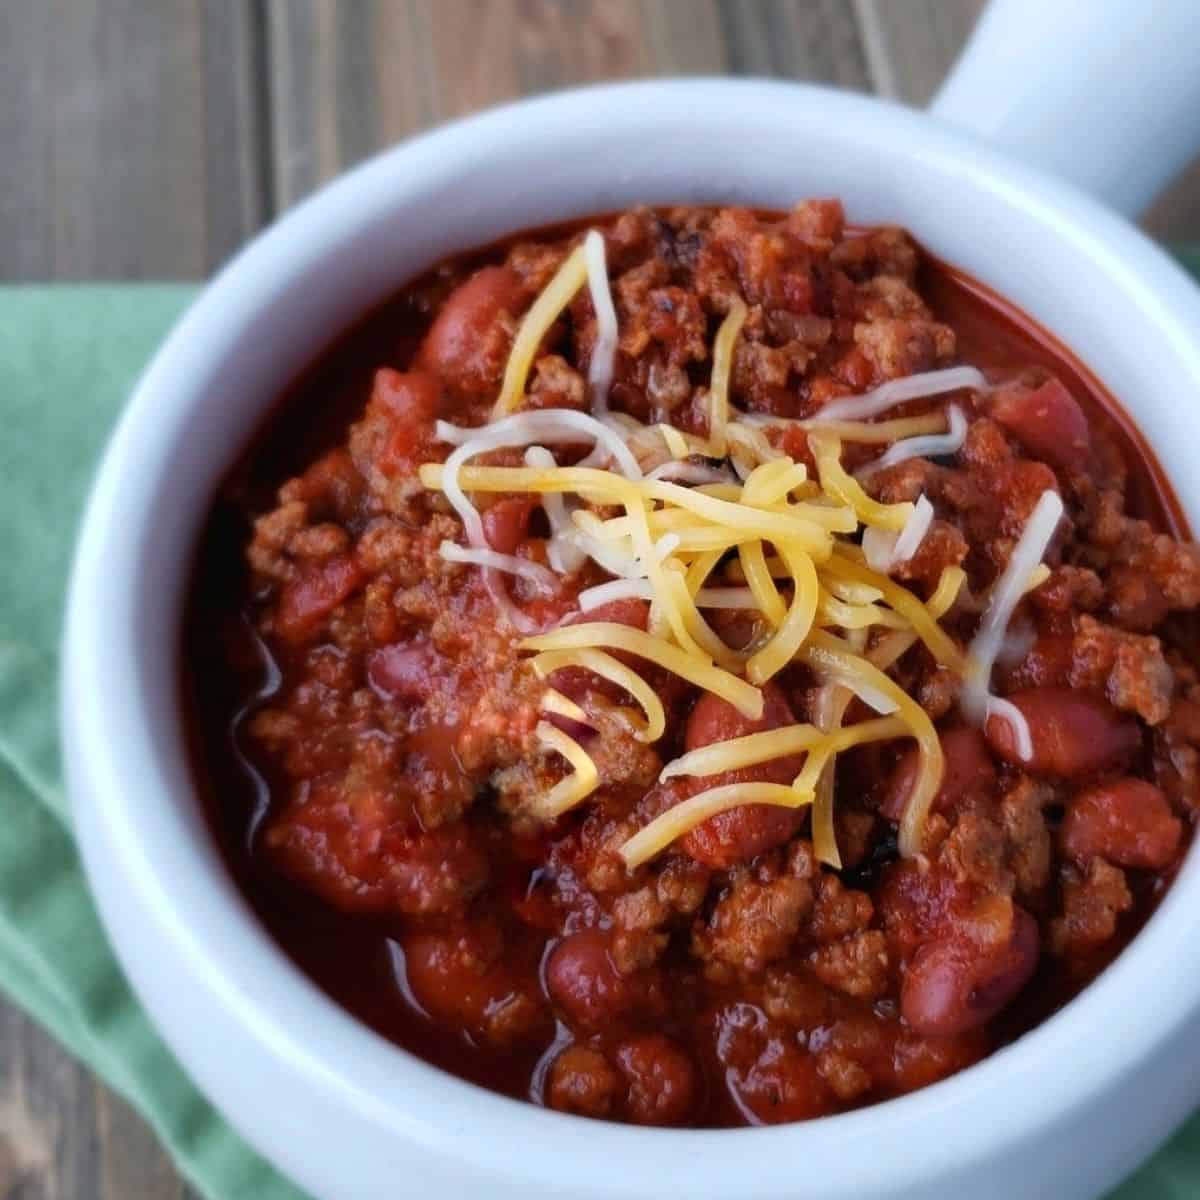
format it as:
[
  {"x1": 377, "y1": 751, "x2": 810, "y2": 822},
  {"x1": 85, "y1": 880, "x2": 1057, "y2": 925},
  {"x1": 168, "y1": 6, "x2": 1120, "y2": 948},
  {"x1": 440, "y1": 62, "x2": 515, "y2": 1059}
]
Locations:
[
  {"x1": 267, "y1": 0, "x2": 885, "y2": 213},
  {"x1": 716, "y1": 0, "x2": 870, "y2": 88},
  {"x1": 0, "y1": 0, "x2": 266, "y2": 280},
  {"x1": 95, "y1": 1082, "x2": 190, "y2": 1200},
  {"x1": 0, "y1": 1000, "x2": 99, "y2": 1199},
  {"x1": 853, "y1": 0, "x2": 985, "y2": 104},
  {"x1": 267, "y1": 0, "x2": 734, "y2": 212}
]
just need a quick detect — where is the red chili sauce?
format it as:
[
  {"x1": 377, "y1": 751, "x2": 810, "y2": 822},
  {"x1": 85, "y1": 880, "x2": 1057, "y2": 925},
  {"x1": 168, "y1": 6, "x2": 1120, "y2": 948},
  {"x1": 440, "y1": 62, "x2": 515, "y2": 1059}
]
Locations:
[{"x1": 185, "y1": 202, "x2": 1199, "y2": 1127}]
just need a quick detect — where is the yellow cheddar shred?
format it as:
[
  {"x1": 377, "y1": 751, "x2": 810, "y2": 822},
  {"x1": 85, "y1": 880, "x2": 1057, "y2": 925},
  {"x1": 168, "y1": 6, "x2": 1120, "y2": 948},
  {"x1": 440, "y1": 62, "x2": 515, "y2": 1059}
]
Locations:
[
  {"x1": 522, "y1": 623, "x2": 763, "y2": 719},
  {"x1": 809, "y1": 430, "x2": 915, "y2": 532},
  {"x1": 417, "y1": 257, "x2": 987, "y2": 864},
  {"x1": 706, "y1": 298, "x2": 748, "y2": 456},
  {"x1": 533, "y1": 720, "x2": 599, "y2": 819},
  {"x1": 620, "y1": 782, "x2": 813, "y2": 870},
  {"x1": 531, "y1": 649, "x2": 666, "y2": 743},
  {"x1": 493, "y1": 245, "x2": 588, "y2": 418}
]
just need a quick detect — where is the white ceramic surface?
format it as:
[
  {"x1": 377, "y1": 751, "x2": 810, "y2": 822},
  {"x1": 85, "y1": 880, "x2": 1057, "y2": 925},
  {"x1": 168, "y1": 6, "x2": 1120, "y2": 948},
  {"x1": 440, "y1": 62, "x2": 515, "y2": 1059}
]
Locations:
[{"x1": 63, "y1": 8, "x2": 1200, "y2": 1200}]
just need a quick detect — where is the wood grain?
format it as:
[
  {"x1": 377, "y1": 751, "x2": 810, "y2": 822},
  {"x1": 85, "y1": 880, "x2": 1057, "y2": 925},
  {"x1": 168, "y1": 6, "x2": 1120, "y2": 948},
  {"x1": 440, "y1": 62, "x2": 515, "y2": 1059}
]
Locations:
[
  {"x1": 0, "y1": 0, "x2": 266, "y2": 280},
  {"x1": 854, "y1": 0, "x2": 985, "y2": 104},
  {"x1": 2, "y1": 1, "x2": 1199, "y2": 1197}
]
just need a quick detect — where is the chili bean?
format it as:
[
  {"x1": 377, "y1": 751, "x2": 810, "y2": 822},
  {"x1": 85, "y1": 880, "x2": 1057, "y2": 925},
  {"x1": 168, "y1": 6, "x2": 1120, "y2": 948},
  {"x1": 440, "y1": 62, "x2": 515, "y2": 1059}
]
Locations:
[
  {"x1": 991, "y1": 378, "x2": 1091, "y2": 474},
  {"x1": 482, "y1": 496, "x2": 539, "y2": 555},
  {"x1": 566, "y1": 598, "x2": 650, "y2": 631},
  {"x1": 731, "y1": 1036, "x2": 833, "y2": 1124},
  {"x1": 371, "y1": 369, "x2": 442, "y2": 475},
  {"x1": 881, "y1": 726, "x2": 996, "y2": 822},
  {"x1": 554, "y1": 600, "x2": 651, "y2": 701},
  {"x1": 275, "y1": 554, "x2": 364, "y2": 643},
  {"x1": 614, "y1": 1034, "x2": 697, "y2": 1125},
  {"x1": 996, "y1": 631, "x2": 1074, "y2": 691},
  {"x1": 545, "y1": 929, "x2": 632, "y2": 1027},
  {"x1": 984, "y1": 687, "x2": 1140, "y2": 777},
  {"x1": 419, "y1": 266, "x2": 526, "y2": 394},
  {"x1": 1061, "y1": 778, "x2": 1182, "y2": 869},
  {"x1": 681, "y1": 683, "x2": 806, "y2": 868},
  {"x1": 901, "y1": 906, "x2": 1038, "y2": 1036},
  {"x1": 404, "y1": 925, "x2": 542, "y2": 1044}
]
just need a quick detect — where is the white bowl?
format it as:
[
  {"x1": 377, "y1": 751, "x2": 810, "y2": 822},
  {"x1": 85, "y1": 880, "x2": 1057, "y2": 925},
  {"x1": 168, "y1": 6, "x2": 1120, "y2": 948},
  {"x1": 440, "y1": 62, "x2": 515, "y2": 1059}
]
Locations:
[{"x1": 62, "y1": 52, "x2": 1200, "y2": 1200}]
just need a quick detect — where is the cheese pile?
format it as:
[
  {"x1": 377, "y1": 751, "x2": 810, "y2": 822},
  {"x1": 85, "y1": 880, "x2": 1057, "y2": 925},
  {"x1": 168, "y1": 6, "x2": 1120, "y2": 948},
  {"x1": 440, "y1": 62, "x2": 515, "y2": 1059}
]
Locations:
[{"x1": 418, "y1": 227, "x2": 1060, "y2": 869}]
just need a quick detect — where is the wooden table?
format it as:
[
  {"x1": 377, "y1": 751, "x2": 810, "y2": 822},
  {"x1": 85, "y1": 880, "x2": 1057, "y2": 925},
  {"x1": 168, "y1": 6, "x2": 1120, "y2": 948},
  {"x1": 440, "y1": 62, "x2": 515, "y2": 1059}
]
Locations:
[{"x1": 2, "y1": 3, "x2": 1197, "y2": 1196}]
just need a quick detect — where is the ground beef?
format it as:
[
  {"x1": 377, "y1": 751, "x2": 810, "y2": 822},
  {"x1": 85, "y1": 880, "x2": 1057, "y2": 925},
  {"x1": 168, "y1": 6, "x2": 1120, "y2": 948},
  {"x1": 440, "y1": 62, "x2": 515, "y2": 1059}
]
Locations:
[{"x1": 189, "y1": 199, "x2": 1198, "y2": 1131}]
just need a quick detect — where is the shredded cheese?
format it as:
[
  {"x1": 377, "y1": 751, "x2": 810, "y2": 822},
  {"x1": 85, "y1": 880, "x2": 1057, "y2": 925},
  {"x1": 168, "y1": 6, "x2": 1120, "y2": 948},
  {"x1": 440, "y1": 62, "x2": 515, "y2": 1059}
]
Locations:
[
  {"x1": 862, "y1": 494, "x2": 935, "y2": 572},
  {"x1": 801, "y1": 630, "x2": 943, "y2": 857},
  {"x1": 810, "y1": 366, "x2": 986, "y2": 423},
  {"x1": 540, "y1": 688, "x2": 589, "y2": 724},
  {"x1": 858, "y1": 406, "x2": 967, "y2": 476},
  {"x1": 986, "y1": 695, "x2": 1034, "y2": 761},
  {"x1": 532, "y1": 720, "x2": 599, "y2": 819},
  {"x1": 961, "y1": 489, "x2": 1064, "y2": 725},
  {"x1": 531, "y1": 648, "x2": 665, "y2": 742},
  {"x1": 763, "y1": 413, "x2": 949, "y2": 444},
  {"x1": 494, "y1": 245, "x2": 588, "y2": 418},
  {"x1": 584, "y1": 230, "x2": 619, "y2": 417},
  {"x1": 413, "y1": 250, "x2": 994, "y2": 860},
  {"x1": 619, "y1": 782, "x2": 813, "y2": 870},
  {"x1": 647, "y1": 461, "x2": 734, "y2": 484},
  {"x1": 809, "y1": 431, "x2": 915, "y2": 532},
  {"x1": 439, "y1": 540, "x2": 559, "y2": 593},
  {"x1": 526, "y1": 447, "x2": 586, "y2": 573},
  {"x1": 706, "y1": 299, "x2": 748, "y2": 456},
  {"x1": 660, "y1": 714, "x2": 906, "y2": 781},
  {"x1": 522, "y1": 622, "x2": 764, "y2": 719}
]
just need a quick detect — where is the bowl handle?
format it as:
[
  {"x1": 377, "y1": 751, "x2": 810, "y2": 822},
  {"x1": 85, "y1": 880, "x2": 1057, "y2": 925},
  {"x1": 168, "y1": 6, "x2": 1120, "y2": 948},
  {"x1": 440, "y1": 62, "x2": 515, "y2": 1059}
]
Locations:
[{"x1": 930, "y1": 0, "x2": 1200, "y2": 216}]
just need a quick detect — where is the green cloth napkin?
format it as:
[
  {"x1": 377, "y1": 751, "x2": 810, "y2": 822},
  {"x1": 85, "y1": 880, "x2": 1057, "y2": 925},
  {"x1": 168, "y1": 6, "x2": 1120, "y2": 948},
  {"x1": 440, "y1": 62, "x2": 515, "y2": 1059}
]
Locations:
[{"x1": 1, "y1": 276, "x2": 1198, "y2": 1200}]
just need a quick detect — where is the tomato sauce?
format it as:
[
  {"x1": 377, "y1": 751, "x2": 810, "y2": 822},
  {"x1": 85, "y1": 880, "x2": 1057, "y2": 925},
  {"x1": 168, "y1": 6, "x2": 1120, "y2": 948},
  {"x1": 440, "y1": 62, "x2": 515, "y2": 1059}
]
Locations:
[{"x1": 184, "y1": 203, "x2": 1198, "y2": 1126}]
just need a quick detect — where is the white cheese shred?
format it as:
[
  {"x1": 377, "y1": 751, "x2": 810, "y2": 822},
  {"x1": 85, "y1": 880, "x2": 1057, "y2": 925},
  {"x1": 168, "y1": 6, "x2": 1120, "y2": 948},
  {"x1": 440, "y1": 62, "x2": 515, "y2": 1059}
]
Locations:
[
  {"x1": 647, "y1": 461, "x2": 734, "y2": 485},
  {"x1": 861, "y1": 494, "x2": 934, "y2": 572},
  {"x1": 858, "y1": 405, "x2": 968, "y2": 476},
  {"x1": 812, "y1": 367, "x2": 986, "y2": 423},
  {"x1": 584, "y1": 230, "x2": 619, "y2": 417},
  {"x1": 961, "y1": 489, "x2": 1064, "y2": 724},
  {"x1": 985, "y1": 695, "x2": 1034, "y2": 761},
  {"x1": 892, "y1": 494, "x2": 935, "y2": 564},
  {"x1": 439, "y1": 540, "x2": 559, "y2": 594}
]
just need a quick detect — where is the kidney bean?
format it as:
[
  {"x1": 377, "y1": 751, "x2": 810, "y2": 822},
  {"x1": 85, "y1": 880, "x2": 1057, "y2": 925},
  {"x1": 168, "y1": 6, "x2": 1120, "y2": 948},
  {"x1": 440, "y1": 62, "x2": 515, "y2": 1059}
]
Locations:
[
  {"x1": 419, "y1": 266, "x2": 526, "y2": 394},
  {"x1": 996, "y1": 630, "x2": 1074, "y2": 691},
  {"x1": 991, "y1": 378, "x2": 1091, "y2": 474},
  {"x1": 482, "y1": 496, "x2": 539, "y2": 554},
  {"x1": 680, "y1": 683, "x2": 807, "y2": 868},
  {"x1": 881, "y1": 726, "x2": 996, "y2": 822},
  {"x1": 566, "y1": 598, "x2": 650, "y2": 631},
  {"x1": 1061, "y1": 778, "x2": 1182, "y2": 869},
  {"x1": 275, "y1": 554, "x2": 364, "y2": 643},
  {"x1": 984, "y1": 687, "x2": 1140, "y2": 777},
  {"x1": 731, "y1": 1036, "x2": 834, "y2": 1124},
  {"x1": 901, "y1": 906, "x2": 1039, "y2": 1037},
  {"x1": 614, "y1": 1035, "x2": 697, "y2": 1125},
  {"x1": 551, "y1": 600, "x2": 651, "y2": 704},
  {"x1": 545, "y1": 929, "x2": 633, "y2": 1027},
  {"x1": 403, "y1": 924, "x2": 542, "y2": 1043},
  {"x1": 371, "y1": 368, "x2": 442, "y2": 475}
]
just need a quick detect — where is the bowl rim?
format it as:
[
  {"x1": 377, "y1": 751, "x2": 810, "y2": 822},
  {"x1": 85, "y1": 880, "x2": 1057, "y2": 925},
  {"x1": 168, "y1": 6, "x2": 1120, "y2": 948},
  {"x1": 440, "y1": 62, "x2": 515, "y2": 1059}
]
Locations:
[{"x1": 63, "y1": 76, "x2": 1200, "y2": 1198}]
